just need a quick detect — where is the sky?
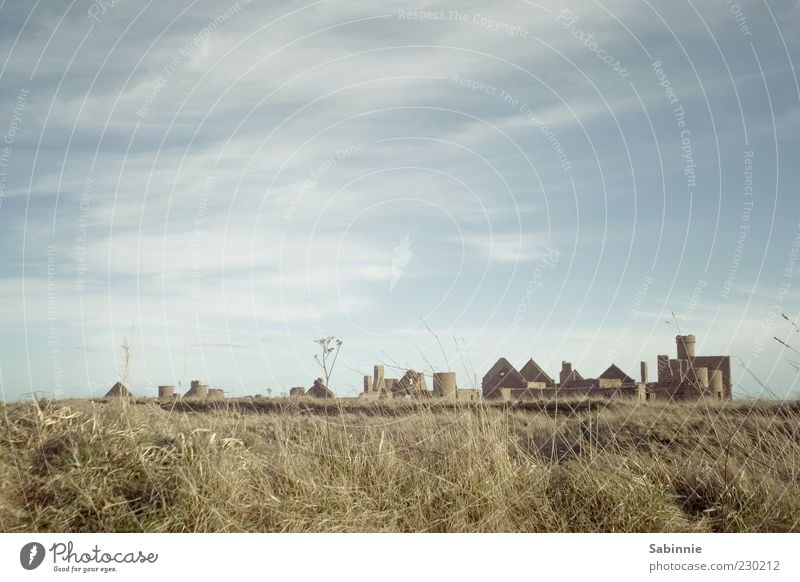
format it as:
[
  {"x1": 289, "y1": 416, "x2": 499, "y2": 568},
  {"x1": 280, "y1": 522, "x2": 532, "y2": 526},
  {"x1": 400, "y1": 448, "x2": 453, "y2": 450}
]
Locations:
[{"x1": 0, "y1": 0, "x2": 799, "y2": 400}]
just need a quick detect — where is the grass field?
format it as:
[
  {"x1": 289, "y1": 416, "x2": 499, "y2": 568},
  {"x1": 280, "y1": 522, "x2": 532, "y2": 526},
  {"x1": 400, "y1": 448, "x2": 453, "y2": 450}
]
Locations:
[{"x1": 1, "y1": 396, "x2": 799, "y2": 532}]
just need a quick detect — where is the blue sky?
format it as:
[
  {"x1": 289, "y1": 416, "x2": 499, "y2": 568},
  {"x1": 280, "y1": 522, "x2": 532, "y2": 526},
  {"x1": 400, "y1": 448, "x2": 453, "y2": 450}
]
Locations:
[{"x1": 1, "y1": 0, "x2": 799, "y2": 400}]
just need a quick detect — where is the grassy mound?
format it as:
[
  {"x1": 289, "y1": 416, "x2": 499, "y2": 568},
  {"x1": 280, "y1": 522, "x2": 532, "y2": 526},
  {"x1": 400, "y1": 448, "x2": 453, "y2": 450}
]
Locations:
[{"x1": 1, "y1": 397, "x2": 799, "y2": 532}]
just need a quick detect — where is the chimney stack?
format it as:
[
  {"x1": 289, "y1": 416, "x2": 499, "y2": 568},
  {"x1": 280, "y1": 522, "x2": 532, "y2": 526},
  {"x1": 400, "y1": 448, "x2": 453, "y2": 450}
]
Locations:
[{"x1": 560, "y1": 361, "x2": 573, "y2": 385}]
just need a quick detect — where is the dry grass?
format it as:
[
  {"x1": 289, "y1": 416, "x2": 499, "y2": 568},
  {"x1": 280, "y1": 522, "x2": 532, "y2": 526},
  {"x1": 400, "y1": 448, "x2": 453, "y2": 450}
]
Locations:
[{"x1": 1, "y1": 397, "x2": 799, "y2": 532}]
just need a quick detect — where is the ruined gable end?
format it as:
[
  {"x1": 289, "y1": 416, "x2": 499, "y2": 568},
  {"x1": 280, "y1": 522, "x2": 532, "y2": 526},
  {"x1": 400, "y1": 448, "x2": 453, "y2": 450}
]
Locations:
[
  {"x1": 482, "y1": 358, "x2": 526, "y2": 398},
  {"x1": 599, "y1": 364, "x2": 636, "y2": 384},
  {"x1": 519, "y1": 358, "x2": 555, "y2": 387}
]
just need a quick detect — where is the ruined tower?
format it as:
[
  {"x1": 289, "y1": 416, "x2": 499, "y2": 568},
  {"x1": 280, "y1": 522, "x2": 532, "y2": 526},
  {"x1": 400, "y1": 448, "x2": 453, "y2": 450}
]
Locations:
[{"x1": 676, "y1": 335, "x2": 696, "y2": 360}]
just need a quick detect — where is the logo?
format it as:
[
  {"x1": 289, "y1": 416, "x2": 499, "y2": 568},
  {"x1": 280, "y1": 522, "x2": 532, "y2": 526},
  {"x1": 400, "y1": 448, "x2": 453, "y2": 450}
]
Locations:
[
  {"x1": 390, "y1": 235, "x2": 413, "y2": 291},
  {"x1": 20, "y1": 542, "x2": 46, "y2": 570}
]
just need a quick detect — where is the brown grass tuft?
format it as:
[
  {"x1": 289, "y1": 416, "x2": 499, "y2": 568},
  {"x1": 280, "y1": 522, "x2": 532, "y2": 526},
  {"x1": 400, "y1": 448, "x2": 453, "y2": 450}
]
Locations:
[{"x1": 1, "y1": 397, "x2": 799, "y2": 532}]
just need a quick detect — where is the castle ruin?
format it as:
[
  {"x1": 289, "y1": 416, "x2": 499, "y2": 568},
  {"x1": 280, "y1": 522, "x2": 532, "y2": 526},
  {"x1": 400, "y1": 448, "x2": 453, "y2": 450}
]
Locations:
[
  {"x1": 482, "y1": 334, "x2": 732, "y2": 401},
  {"x1": 103, "y1": 333, "x2": 731, "y2": 403},
  {"x1": 357, "y1": 364, "x2": 479, "y2": 401}
]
